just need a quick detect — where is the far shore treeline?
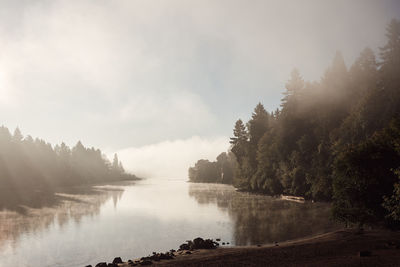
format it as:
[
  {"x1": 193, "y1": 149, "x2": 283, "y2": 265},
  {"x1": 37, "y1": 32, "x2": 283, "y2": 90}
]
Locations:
[
  {"x1": 0, "y1": 127, "x2": 137, "y2": 192},
  {"x1": 188, "y1": 152, "x2": 235, "y2": 184},
  {"x1": 189, "y1": 19, "x2": 400, "y2": 228}
]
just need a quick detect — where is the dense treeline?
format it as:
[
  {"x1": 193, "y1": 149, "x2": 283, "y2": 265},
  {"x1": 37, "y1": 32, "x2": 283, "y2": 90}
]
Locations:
[
  {"x1": 191, "y1": 20, "x2": 400, "y2": 227},
  {"x1": 0, "y1": 126, "x2": 137, "y2": 192},
  {"x1": 188, "y1": 152, "x2": 235, "y2": 184}
]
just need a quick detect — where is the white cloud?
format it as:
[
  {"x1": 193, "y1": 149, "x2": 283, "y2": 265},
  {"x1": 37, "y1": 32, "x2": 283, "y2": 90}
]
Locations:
[{"x1": 115, "y1": 136, "x2": 229, "y2": 179}]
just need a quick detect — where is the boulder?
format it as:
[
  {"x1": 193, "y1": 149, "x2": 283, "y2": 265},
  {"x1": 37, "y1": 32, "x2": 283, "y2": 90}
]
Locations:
[
  {"x1": 95, "y1": 263, "x2": 108, "y2": 267},
  {"x1": 179, "y1": 238, "x2": 219, "y2": 250},
  {"x1": 205, "y1": 239, "x2": 218, "y2": 249},
  {"x1": 112, "y1": 257, "x2": 123, "y2": 264},
  {"x1": 179, "y1": 243, "x2": 191, "y2": 250},
  {"x1": 193, "y1": 237, "x2": 205, "y2": 248}
]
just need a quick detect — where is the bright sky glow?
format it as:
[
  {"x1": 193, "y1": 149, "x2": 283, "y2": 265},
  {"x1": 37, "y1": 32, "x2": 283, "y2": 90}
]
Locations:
[{"x1": 0, "y1": 0, "x2": 399, "y2": 178}]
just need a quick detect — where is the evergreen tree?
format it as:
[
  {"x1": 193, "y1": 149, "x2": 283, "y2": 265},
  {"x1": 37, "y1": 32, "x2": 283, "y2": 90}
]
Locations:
[
  {"x1": 248, "y1": 103, "x2": 269, "y2": 147},
  {"x1": 113, "y1": 153, "x2": 119, "y2": 170},
  {"x1": 246, "y1": 103, "x2": 270, "y2": 188},
  {"x1": 13, "y1": 127, "x2": 23, "y2": 143},
  {"x1": 379, "y1": 19, "x2": 400, "y2": 84},
  {"x1": 230, "y1": 119, "x2": 248, "y2": 166},
  {"x1": 281, "y1": 68, "x2": 304, "y2": 112}
]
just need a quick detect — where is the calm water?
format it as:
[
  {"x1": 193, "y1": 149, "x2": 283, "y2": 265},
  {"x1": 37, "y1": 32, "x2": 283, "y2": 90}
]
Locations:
[{"x1": 0, "y1": 179, "x2": 338, "y2": 267}]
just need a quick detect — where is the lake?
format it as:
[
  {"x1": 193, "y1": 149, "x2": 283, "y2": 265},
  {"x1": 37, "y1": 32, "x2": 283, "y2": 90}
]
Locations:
[{"x1": 0, "y1": 178, "x2": 338, "y2": 267}]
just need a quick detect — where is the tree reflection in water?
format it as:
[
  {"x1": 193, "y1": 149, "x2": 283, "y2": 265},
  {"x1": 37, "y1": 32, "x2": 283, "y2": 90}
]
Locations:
[
  {"x1": 188, "y1": 183, "x2": 339, "y2": 245},
  {"x1": 0, "y1": 185, "x2": 124, "y2": 250}
]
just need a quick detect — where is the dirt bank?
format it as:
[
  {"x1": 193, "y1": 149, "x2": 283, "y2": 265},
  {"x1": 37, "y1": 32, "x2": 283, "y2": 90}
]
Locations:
[{"x1": 149, "y1": 229, "x2": 400, "y2": 266}]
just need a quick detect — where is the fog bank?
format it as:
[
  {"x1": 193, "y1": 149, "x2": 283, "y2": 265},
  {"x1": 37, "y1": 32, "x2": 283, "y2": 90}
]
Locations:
[{"x1": 115, "y1": 136, "x2": 229, "y2": 179}]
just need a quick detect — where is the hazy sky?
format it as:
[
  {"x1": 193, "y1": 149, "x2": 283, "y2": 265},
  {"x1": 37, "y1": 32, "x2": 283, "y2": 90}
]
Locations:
[{"x1": 1, "y1": 0, "x2": 399, "y2": 178}]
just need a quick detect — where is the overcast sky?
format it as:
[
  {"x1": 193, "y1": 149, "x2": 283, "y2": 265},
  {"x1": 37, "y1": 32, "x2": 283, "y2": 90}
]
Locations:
[{"x1": 1, "y1": 0, "x2": 399, "y2": 178}]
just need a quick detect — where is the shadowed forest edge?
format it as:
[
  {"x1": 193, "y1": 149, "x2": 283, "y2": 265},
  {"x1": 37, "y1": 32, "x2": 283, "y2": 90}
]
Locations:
[
  {"x1": 0, "y1": 127, "x2": 138, "y2": 202},
  {"x1": 189, "y1": 19, "x2": 400, "y2": 229}
]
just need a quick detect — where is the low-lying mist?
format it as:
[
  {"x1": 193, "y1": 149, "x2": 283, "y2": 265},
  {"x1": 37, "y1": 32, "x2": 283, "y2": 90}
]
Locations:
[{"x1": 114, "y1": 136, "x2": 229, "y2": 179}]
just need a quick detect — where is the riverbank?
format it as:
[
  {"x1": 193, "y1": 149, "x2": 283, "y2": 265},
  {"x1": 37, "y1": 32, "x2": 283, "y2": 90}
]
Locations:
[{"x1": 111, "y1": 229, "x2": 400, "y2": 267}]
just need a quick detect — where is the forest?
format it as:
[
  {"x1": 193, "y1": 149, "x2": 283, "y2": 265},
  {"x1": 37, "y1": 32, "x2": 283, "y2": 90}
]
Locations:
[
  {"x1": 0, "y1": 126, "x2": 137, "y2": 192},
  {"x1": 189, "y1": 19, "x2": 400, "y2": 227}
]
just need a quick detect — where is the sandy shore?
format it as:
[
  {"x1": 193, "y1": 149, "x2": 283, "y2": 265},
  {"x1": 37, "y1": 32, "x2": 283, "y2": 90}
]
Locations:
[{"x1": 139, "y1": 229, "x2": 400, "y2": 267}]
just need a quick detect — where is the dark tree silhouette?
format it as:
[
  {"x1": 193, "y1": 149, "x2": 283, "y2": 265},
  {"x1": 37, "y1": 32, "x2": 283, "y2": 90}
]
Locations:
[
  {"x1": 188, "y1": 152, "x2": 235, "y2": 184},
  {"x1": 190, "y1": 20, "x2": 400, "y2": 228},
  {"x1": 0, "y1": 128, "x2": 137, "y2": 194}
]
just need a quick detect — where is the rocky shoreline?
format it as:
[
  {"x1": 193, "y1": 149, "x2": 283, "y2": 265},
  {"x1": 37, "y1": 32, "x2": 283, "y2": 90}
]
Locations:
[
  {"x1": 85, "y1": 237, "x2": 220, "y2": 267},
  {"x1": 86, "y1": 229, "x2": 400, "y2": 267}
]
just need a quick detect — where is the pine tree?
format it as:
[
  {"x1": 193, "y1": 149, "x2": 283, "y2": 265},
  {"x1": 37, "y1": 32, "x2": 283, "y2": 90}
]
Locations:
[
  {"x1": 230, "y1": 119, "x2": 248, "y2": 165},
  {"x1": 379, "y1": 19, "x2": 400, "y2": 116},
  {"x1": 281, "y1": 69, "x2": 304, "y2": 112},
  {"x1": 248, "y1": 103, "x2": 269, "y2": 147},
  {"x1": 13, "y1": 127, "x2": 23, "y2": 142},
  {"x1": 113, "y1": 153, "x2": 119, "y2": 170},
  {"x1": 380, "y1": 19, "x2": 400, "y2": 83},
  {"x1": 118, "y1": 161, "x2": 125, "y2": 173}
]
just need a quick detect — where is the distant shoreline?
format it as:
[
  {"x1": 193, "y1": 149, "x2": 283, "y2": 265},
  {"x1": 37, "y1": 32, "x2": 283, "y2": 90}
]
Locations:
[{"x1": 188, "y1": 181, "x2": 316, "y2": 204}]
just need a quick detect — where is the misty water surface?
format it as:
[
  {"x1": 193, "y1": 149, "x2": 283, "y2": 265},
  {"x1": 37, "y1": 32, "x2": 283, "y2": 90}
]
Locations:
[{"x1": 0, "y1": 179, "x2": 338, "y2": 267}]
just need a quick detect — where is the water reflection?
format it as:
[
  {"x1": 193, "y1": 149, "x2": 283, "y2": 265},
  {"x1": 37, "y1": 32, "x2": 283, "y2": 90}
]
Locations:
[
  {"x1": 0, "y1": 185, "x2": 124, "y2": 251},
  {"x1": 0, "y1": 180, "x2": 338, "y2": 267},
  {"x1": 188, "y1": 183, "x2": 338, "y2": 245}
]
